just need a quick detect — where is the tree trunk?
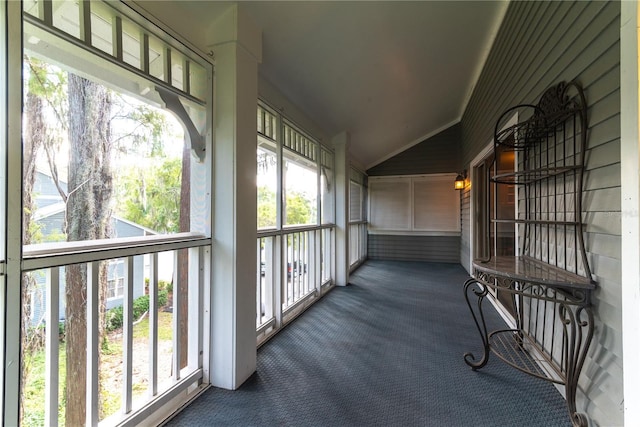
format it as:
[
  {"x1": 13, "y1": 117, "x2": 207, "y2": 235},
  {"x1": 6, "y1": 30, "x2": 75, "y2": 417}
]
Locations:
[
  {"x1": 20, "y1": 89, "x2": 46, "y2": 421},
  {"x1": 65, "y1": 74, "x2": 113, "y2": 425},
  {"x1": 178, "y1": 137, "x2": 190, "y2": 369}
]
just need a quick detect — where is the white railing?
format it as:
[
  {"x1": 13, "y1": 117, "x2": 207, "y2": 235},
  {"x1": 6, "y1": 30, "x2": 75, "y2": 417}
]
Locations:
[
  {"x1": 349, "y1": 221, "x2": 368, "y2": 270},
  {"x1": 21, "y1": 233, "x2": 210, "y2": 427},
  {"x1": 256, "y1": 225, "x2": 334, "y2": 343}
]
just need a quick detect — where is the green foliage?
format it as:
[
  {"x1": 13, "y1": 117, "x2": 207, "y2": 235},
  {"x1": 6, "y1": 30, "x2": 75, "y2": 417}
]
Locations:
[
  {"x1": 116, "y1": 158, "x2": 182, "y2": 233},
  {"x1": 158, "y1": 290, "x2": 169, "y2": 307},
  {"x1": 25, "y1": 57, "x2": 68, "y2": 115},
  {"x1": 258, "y1": 185, "x2": 277, "y2": 228},
  {"x1": 26, "y1": 208, "x2": 44, "y2": 243},
  {"x1": 286, "y1": 190, "x2": 314, "y2": 225},
  {"x1": 133, "y1": 295, "x2": 150, "y2": 319},
  {"x1": 101, "y1": 335, "x2": 115, "y2": 354},
  {"x1": 160, "y1": 279, "x2": 172, "y2": 293},
  {"x1": 22, "y1": 343, "x2": 67, "y2": 427},
  {"x1": 41, "y1": 228, "x2": 66, "y2": 243},
  {"x1": 105, "y1": 291, "x2": 169, "y2": 332},
  {"x1": 258, "y1": 186, "x2": 316, "y2": 227},
  {"x1": 106, "y1": 306, "x2": 124, "y2": 332}
]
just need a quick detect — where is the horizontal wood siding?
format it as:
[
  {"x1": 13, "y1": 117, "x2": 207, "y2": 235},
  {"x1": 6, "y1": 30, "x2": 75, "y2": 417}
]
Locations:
[
  {"x1": 461, "y1": 1, "x2": 621, "y2": 425},
  {"x1": 368, "y1": 235, "x2": 459, "y2": 263},
  {"x1": 367, "y1": 124, "x2": 462, "y2": 263},
  {"x1": 367, "y1": 123, "x2": 461, "y2": 176},
  {"x1": 460, "y1": 185, "x2": 471, "y2": 273}
]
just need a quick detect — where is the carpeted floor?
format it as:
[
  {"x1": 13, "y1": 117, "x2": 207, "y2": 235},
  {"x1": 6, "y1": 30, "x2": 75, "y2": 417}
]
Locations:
[{"x1": 165, "y1": 260, "x2": 572, "y2": 426}]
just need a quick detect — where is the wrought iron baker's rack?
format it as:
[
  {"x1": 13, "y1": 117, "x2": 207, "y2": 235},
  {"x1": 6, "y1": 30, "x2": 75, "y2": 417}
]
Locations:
[{"x1": 464, "y1": 81, "x2": 596, "y2": 427}]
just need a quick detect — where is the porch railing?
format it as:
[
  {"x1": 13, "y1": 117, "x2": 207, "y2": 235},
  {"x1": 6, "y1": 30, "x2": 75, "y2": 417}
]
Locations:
[
  {"x1": 22, "y1": 233, "x2": 210, "y2": 427},
  {"x1": 349, "y1": 221, "x2": 368, "y2": 270},
  {"x1": 256, "y1": 225, "x2": 334, "y2": 344}
]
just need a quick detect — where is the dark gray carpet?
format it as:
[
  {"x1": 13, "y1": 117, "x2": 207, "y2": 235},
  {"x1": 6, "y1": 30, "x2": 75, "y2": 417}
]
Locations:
[{"x1": 165, "y1": 260, "x2": 571, "y2": 427}]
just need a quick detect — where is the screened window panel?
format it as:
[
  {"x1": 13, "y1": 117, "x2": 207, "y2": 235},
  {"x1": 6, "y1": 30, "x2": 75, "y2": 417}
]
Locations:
[
  {"x1": 283, "y1": 150, "x2": 318, "y2": 227},
  {"x1": 257, "y1": 104, "x2": 278, "y2": 141},
  {"x1": 52, "y1": 0, "x2": 81, "y2": 39},
  {"x1": 369, "y1": 180, "x2": 411, "y2": 230},
  {"x1": 257, "y1": 138, "x2": 278, "y2": 229},
  {"x1": 369, "y1": 175, "x2": 459, "y2": 233},
  {"x1": 349, "y1": 181, "x2": 362, "y2": 222},
  {"x1": 121, "y1": 19, "x2": 142, "y2": 69},
  {"x1": 23, "y1": 0, "x2": 209, "y2": 102},
  {"x1": 282, "y1": 122, "x2": 316, "y2": 162},
  {"x1": 90, "y1": 1, "x2": 114, "y2": 55},
  {"x1": 413, "y1": 176, "x2": 459, "y2": 232}
]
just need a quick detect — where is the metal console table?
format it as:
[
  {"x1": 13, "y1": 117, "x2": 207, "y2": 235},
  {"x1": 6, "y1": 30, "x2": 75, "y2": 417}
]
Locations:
[{"x1": 464, "y1": 81, "x2": 596, "y2": 427}]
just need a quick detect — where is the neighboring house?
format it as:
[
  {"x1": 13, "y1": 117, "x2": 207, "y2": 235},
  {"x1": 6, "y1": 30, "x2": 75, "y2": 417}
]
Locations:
[{"x1": 27, "y1": 171, "x2": 152, "y2": 325}]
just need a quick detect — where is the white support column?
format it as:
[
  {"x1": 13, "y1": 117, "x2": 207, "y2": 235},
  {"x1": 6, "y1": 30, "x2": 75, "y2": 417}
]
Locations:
[
  {"x1": 3, "y1": 2, "x2": 23, "y2": 425},
  {"x1": 333, "y1": 132, "x2": 350, "y2": 286},
  {"x1": 621, "y1": 1, "x2": 640, "y2": 425},
  {"x1": 209, "y1": 4, "x2": 261, "y2": 390}
]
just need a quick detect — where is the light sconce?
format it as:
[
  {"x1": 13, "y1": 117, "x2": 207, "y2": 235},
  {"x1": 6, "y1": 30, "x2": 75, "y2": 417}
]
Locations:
[{"x1": 454, "y1": 170, "x2": 467, "y2": 190}]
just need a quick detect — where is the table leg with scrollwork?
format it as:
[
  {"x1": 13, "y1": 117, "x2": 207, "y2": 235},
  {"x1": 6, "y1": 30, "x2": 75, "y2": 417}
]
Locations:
[
  {"x1": 463, "y1": 278, "x2": 490, "y2": 370},
  {"x1": 464, "y1": 270, "x2": 594, "y2": 427},
  {"x1": 559, "y1": 300, "x2": 594, "y2": 427}
]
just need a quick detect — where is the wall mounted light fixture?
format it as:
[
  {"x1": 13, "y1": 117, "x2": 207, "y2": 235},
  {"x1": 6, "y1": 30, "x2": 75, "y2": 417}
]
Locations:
[{"x1": 454, "y1": 170, "x2": 467, "y2": 190}]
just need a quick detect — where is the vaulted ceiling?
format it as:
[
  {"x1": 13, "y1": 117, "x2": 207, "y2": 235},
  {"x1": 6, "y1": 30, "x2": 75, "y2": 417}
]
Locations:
[{"x1": 138, "y1": 1, "x2": 508, "y2": 169}]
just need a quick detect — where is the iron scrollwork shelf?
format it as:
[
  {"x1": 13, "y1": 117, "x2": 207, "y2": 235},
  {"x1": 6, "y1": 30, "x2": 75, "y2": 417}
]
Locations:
[{"x1": 464, "y1": 82, "x2": 596, "y2": 427}]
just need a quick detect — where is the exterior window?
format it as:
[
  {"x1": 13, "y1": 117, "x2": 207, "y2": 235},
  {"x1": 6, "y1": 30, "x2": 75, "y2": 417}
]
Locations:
[
  {"x1": 349, "y1": 180, "x2": 363, "y2": 222},
  {"x1": 107, "y1": 278, "x2": 125, "y2": 300},
  {"x1": 284, "y1": 151, "x2": 318, "y2": 226},
  {"x1": 17, "y1": 2, "x2": 212, "y2": 426},
  {"x1": 23, "y1": 55, "x2": 189, "y2": 245},
  {"x1": 257, "y1": 104, "x2": 278, "y2": 230},
  {"x1": 106, "y1": 260, "x2": 125, "y2": 299},
  {"x1": 282, "y1": 122, "x2": 318, "y2": 227},
  {"x1": 256, "y1": 103, "x2": 335, "y2": 343},
  {"x1": 349, "y1": 168, "x2": 368, "y2": 268}
]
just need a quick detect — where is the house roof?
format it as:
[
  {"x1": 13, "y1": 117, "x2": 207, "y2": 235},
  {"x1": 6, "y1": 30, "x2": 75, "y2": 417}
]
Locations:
[{"x1": 32, "y1": 170, "x2": 158, "y2": 236}]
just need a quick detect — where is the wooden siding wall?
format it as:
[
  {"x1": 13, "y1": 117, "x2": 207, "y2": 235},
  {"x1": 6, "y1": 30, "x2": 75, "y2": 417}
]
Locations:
[
  {"x1": 368, "y1": 235, "x2": 459, "y2": 263},
  {"x1": 460, "y1": 2, "x2": 621, "y2": 425},
  {"x1": 460, "y1": 185, "x2": 471, "y2": 273},
  {"x1": 366, "y1": 124, "x2": 461, "y2": 263},
  {"x1": 367, "y1": 123, "x2": 461, "y2": 176}
]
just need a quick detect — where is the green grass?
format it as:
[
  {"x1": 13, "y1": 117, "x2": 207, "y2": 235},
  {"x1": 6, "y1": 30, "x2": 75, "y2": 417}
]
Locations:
[
  {"x1": 133, "y1": 310, "x2": 174, "y2": 341},
  {"x1": 22, "y1": 344, "x2": 67, "y2": 427},
  {"x1": 21, "y1": 311, "x2": 174, "y2": 426}
]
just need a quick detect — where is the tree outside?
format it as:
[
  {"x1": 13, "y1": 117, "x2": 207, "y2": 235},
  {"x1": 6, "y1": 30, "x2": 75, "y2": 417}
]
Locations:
[{"x1": 21, "y1": 54, "x2": 187, "y2": 425}]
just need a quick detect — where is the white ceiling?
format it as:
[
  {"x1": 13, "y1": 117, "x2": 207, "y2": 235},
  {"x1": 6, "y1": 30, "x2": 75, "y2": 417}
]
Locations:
[{"x1": 140, "y1": 1, "x2": 508, "y2": 169}]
